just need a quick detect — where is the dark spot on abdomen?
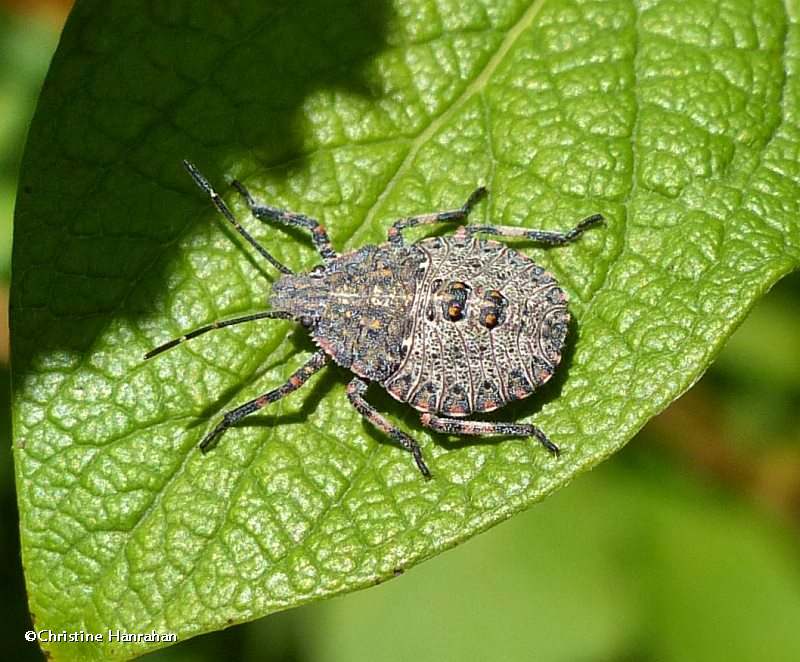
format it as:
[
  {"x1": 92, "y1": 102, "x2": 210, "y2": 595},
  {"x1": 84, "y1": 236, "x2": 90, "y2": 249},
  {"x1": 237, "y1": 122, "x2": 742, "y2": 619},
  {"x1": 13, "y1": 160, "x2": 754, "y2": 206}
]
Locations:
[
  {"x1": 441, "y1": 383, "x2": 471, "y2": 416},
  {"x1": 411, "y1": 382, "x2": 438, "y2": 411}
]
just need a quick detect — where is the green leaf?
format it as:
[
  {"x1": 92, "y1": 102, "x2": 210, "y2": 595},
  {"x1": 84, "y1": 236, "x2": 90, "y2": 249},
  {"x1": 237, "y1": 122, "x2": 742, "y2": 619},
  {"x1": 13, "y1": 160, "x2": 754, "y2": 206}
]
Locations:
[
  {"x1": 302, "y1": 449, "x2": 800, "y2": 662},
  {"x1": 12, "y1": 0, "x2": 800, "y2": 659}
]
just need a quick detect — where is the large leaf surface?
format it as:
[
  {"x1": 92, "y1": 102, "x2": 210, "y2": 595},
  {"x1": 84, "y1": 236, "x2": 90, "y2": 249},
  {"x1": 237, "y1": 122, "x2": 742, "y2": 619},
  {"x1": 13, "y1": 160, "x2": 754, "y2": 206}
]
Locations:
[{"x1": 12, "y1": 0, "x2": 800, "y2": 659}]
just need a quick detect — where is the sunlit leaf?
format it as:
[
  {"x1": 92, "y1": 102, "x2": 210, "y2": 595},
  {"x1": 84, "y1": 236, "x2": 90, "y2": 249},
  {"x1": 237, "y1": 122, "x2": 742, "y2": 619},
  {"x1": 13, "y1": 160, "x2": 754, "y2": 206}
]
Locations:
[{"x1": 12, "y1": 0, "x2": 800, "y2": 658}]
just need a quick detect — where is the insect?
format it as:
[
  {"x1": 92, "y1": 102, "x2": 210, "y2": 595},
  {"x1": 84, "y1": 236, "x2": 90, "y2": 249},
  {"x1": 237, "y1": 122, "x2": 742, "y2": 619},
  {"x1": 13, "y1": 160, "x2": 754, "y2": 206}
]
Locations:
[{"x1": 145, "y1": 161, "x2": 603, "y2": 478}]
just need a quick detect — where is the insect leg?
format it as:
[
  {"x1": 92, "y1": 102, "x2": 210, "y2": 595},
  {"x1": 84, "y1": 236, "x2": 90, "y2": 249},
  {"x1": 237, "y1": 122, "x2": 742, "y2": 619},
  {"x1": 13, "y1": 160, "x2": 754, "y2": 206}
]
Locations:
[
  {"x1": 144, "y1": 311, "x2": 294, "y2": 360},
  {"x1": 463, "y1": 213, "x2": 604, "y2": 245},
  {"x1": 231, "y1": 180, "x2": 337, "y2": 262},
  {"x1": 199, "y1": 350, "x2": 330, "y2": 453},
  {"x1": 387, "y1": 186, "x2": 488, "y2": 245},
  {"x1": 183, "y1": 160, "x2": 292, "y2": 274},
  {"x1": 419, "y1": 413, "x2": 560, "y2": 456},
  {"x1": 346, "y1": 377, "x2": 431, "y2": 478}
]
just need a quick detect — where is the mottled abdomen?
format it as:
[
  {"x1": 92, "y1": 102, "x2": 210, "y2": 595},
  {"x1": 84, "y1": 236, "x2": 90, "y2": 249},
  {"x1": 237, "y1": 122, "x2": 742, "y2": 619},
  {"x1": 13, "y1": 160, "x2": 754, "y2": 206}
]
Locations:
[{"x1": 384, "y1": 235, "x2": 569, "y2": 417}]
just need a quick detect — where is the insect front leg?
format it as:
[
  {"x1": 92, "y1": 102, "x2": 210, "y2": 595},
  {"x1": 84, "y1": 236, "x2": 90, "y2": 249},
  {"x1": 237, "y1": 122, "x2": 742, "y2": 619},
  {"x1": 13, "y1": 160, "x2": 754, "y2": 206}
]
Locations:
[
  {"x1": 183, "y1": 161, "x2": 292, "y2": 274},
  {"x1": 346, "y1": 378, "x2": 431, "y2": 478},
  {"x1": 419, "y1": 413, "x2": 560, "y2": 456},
  {"x1": 231, "y1": 180, "x2": 337, "y2": 262},
  {"x1": 199, "y1": 350, "x2": 329, "y2": 452},
  {"x1": 387, "y1": 186, "x2": 488, "y2": 245},
  {"x1": 462, "y1": 213, "x2": 604, "y2": 245}
]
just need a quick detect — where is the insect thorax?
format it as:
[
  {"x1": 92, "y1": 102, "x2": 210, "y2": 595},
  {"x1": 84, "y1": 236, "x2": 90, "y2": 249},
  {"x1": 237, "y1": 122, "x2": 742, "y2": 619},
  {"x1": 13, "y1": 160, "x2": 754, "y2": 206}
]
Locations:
[{"x1": 270, "y1": 244, "x2": 424, "y2": 382}]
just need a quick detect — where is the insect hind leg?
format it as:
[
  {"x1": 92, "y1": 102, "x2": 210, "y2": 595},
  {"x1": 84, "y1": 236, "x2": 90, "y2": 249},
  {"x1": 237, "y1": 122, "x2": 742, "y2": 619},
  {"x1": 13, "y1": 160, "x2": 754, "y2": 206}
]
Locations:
[
  {"x1": 420, "y1": 413, "x2": 560, "y2": 456},
  {"x1": 231, "y1": 180, "x2": 337, "y2": 262},
  {"x1": 463, "y1": 213, "x2": 604, "y2": 245}
]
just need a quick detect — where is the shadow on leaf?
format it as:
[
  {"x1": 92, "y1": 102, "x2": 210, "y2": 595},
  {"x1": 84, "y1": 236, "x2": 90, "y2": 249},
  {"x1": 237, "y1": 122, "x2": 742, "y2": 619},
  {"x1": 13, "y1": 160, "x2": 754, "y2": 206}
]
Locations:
[{"x1": 11, "y1": 0, "x2": 393, "y2": 381}]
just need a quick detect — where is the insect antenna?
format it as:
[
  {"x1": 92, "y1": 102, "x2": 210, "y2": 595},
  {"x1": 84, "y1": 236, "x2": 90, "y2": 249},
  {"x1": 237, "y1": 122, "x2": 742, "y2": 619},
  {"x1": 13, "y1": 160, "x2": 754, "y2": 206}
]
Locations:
[
  {"x1": 144, "y1": 311, "x2": 292, "y2": 360},
  {"x1": 183, "y1": 160, "x2": 293, "y2": 275}
]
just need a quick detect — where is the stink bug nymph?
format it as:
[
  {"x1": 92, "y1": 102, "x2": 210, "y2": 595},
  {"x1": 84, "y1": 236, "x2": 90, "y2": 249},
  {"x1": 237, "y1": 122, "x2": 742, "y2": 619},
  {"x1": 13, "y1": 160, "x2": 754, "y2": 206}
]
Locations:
[{"x1": 145, "y1": 161, "x2": 604, "y2": 478}]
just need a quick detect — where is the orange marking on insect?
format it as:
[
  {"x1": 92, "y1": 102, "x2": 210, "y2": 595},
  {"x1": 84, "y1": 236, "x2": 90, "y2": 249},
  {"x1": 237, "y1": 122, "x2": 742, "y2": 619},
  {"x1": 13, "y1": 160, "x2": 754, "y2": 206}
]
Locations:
[
  {"x1": 167, "y1": 163, "x2": 604, "y2": 479},
  {"x1": 448, "y1": 304, "x2": 462, "y2": 319},
  {"x1": 534, "y1": 363, "x2": 553, "y2": 384},
  {"x1": 414, "y1": 397, "x2": 432, "y2": 412},
  {"x1": 316, "y1": 337, "x2": 334, "y2": 353}
]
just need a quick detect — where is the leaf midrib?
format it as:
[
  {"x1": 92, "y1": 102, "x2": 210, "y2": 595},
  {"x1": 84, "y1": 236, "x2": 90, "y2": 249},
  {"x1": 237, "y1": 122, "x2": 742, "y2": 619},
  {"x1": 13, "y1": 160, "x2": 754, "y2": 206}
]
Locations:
[
  {"x1": 78, "y1": 0, "x2": 555, "y2": 632},
  {"x1": 352, "y1": 0, "x2": 550, "y2": 245}
]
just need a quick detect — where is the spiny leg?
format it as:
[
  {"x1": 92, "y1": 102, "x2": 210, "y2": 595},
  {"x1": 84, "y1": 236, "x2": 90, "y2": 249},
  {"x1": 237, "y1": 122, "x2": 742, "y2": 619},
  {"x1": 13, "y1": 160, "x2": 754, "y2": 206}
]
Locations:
[
  {"x1": 144, "y1": 311, "x2": 293, "y2": 360},
  {"x1": 183, "y1": 160, "x2": 292, "y2": 274},
  {"x1": 346, "y1": 377, "x2": 431, "y2": 478},
  {"x1": 387, "y1": 186, "x2": 488, "y2": 245},
  {"x1": 231, "y1": 180, "x2": 337, "y2": 262},
  {"x1": 420, "y1": 413, "x2": 560, "y2": 457},
  {"x1": 199, "y1": 350, "x2": 330, "y2": 453},
  {"x1": 461, "y1": 213, "x2": 604, "y2": 245}
]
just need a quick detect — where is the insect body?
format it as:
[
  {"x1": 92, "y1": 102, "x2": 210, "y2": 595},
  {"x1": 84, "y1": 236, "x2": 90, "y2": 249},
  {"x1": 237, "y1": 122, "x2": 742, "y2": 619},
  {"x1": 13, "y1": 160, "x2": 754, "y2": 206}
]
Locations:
[{"x1": 146, "y1": 161, "x2": 603, "y2": 478}]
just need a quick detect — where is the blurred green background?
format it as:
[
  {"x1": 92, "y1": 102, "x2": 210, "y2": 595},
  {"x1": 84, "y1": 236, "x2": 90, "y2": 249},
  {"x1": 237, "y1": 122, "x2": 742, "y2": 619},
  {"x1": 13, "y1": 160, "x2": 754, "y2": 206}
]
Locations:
[{"x1": 4, "y1": 3, "x2": 800, "y2": 660}]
